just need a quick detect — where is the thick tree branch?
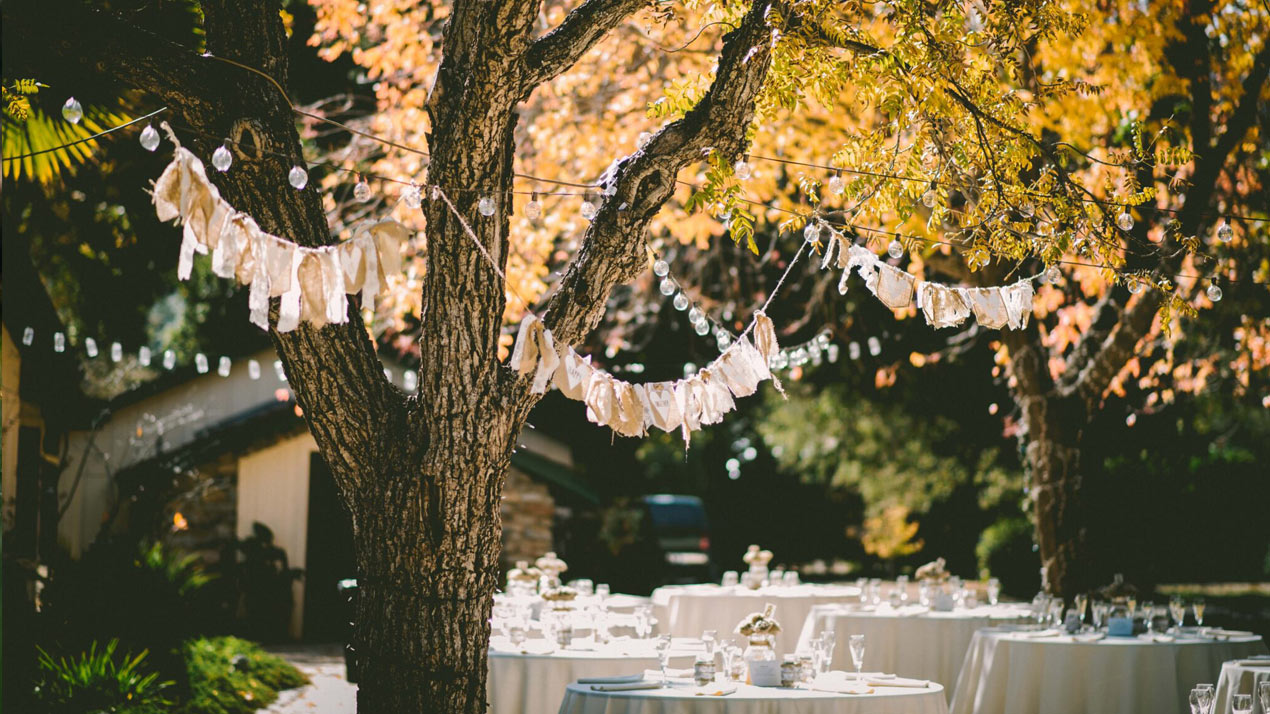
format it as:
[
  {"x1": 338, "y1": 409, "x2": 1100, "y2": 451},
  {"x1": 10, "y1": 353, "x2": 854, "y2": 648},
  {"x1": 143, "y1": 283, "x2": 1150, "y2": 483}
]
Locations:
[
  {"x1": 521, "y1": 0, "x2": 649, "y2": 92},
  {"x1": 535, "y1": 0, "x2": 775, "y2": 349}
]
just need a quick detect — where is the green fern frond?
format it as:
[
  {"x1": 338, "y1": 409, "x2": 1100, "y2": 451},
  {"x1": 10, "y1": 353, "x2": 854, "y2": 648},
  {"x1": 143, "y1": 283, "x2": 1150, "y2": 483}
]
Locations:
[{"x1": 2, "y1": 103, "x2": 129, "y2": 185}]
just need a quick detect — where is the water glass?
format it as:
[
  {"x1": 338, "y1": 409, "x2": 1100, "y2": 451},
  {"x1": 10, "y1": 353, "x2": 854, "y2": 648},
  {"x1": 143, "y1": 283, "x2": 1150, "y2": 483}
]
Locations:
[
  {"x1": 1192, "y1": 598, "x2": 1206, "y2": 627},
  {"x1": 1232, "y1": 694, "x2": 1252, "y2": 714},
  {"x1": 818, "y1": 629, "x2": 836, "y2": 671},
  {"x1": 1189, "y1": 687, "x2": 1206, "y2": 714},
  {"x1": 1092, "y1": 601, "x2": 1109, "y2": 630},
  {"x1": 848, "y1": 635, "x2": 866, "y2": 679},
  {"x1": 987, "y1": 578, "x2": 1001, "y2": 606},
  {"x1": 783, "y1": 570, "x2": 800, "y2": 586},
  {"x1": 1074, "y1": 594, "x2": 1089, "y2": 625},
  {"x1": 701, "y1": 630, "x2": 718, "y2": 658},
  {"x1": 571, "y1": 579, "x2": 594, "y2": 597},
  {"x1": 1048, "y1": 599, "x2": 1065, "y2": 627},
  {"x1": 1258, "y1": 681, "x2": 1270, "y2": 711},
  {"x1": 920, "y1": 581, "x2": 932, "y2": 607},
  {"x1": 595, "y1": 583, "x2": 611, "y2": 598},
  {"x1": 1169, "y1": 596, "x2": 1186, "y2": 630},
  {"x1": 1141, "y1": 601, "x2": 1156, "y2": 634},
  {"x1": 655, "y1": 634, "x2": 673, "y2": 685},
  {"x1": 771, "y1": 568, "x2": 785, "y2": 585},
  {"x1": 1194, "y1": 683, "x2": 1214, "y2": 714},
  {"x1": 722, "y1": 571, "x2": 739, "y2": 588},
  {"x1": 726, "y1": 645, "x2": 746, "y2": 681},
  {"x1": 896, "y1": 575, "x2": 910, "y2": 604}
]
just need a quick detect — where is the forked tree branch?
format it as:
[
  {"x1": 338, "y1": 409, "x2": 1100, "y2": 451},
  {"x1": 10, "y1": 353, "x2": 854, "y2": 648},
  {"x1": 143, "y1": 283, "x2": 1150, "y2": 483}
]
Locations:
[{"x1": 521, "y1": 0, "x2": 649, "y2": 92}]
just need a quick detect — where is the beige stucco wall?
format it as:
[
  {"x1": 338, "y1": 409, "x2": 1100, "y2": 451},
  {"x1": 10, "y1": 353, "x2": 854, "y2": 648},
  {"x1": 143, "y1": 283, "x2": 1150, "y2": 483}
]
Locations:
[{"x1": 237, "y1": 432, "x2": 317, "y2": 640}]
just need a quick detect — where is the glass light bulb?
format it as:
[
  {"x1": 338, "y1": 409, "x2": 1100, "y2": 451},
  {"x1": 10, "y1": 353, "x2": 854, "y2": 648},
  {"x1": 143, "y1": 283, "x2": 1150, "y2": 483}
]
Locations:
[
  {"x1": 887, "y1": 239, "x2": 904, "y2": 259},
  {"x1": 717, "y1": 334, "x2": 732, "y2": 351},
  {"x1": 195, "y1": 353, "x2": 209, "y2": 373},
  {"x1": 217, "y1": 356, "x2": 232, "y2": 377},
  {"x1": 1116, "y1": 210, "x2": 1134, "y2": 231},
  {"x1": 694, "y1": 320, "x2": 711, "y2": 336},
  {"x1": 580, "y1": 199, "x2": 597, "y2": 220},
  {"x1": 85, "y1": 338, "x2": 99, "y2": 358},
  {"x1": 62, "y1": 97, "x2": 83, "y2": 124},
  {"x1": 770, "y1": 352, "x2": 788, "y2": 370},
  {"x1": 922, "y1": 188, "x2": 937, "y2": 208},
  {"x1": 659, "y1": 277, "x2": 676, "y2": 295},
  {"x1": 1020, "y1": 202, "x2": 1035, "y2": 218},
  {"x1": 653, "y1": 259, "x2": 670, "y2": 277},
  {"x1": 1044, "y1": 265, "x2": 1061, "y2": 284},
  {"x1": 688, "y1": 307, "x2": 703, "y2": 323},
  {"x1": 828, "y1": 174, "x2": 845, "y2": 195},
  {"x1": 673, "y1": 293, "x2": 690, "y2": 311},
  {"x1": 54, "y1": 332, "x2": 66, "y2": 353},
  {"x1": 163, "y1": 350, "x2": 176, "y2": 370},
  {"x1": 354, "y1": 179, "x2": 371, "y2": 202},
  {"x1": 403, "y1": 370, "x2": 418, "y2": 392},
  {"x1": 478, "y1": 196, "x2": 496, "y2": 216},
  {"x1": 636, "y1": 132, "x2": 653, "y2": 149},
  {"x1": 402, "y1": 184, "x2": 422, "y2": 209},
  {"x1": 1128, "y1": 280, "x2": 1144, "y2": 295},
  {"x1": 524, "y1": 197, "x2": 542, "y2": 220},
  {"x1": 1217, "y1": 223, "x2": 1233, "y2": 243},
  {"x1": 110, "y1": 342, "x2": 123, "y2": 362},
  {"x1": 849, "y1": 342, "x2": 861, "y2": 360},
  {"x1": 287, "y1": 165, "x2": 308, "y2": 190},
  {"x1": 733, "y1": 160, "x2": 752, "y2": 180},
  {"x1": 21, "y1": 327, "x2": 34, "y2": 346},
  {"x1": 826, "y1": 344, "x2": 840, "y2": 363},
  {"x1": 248, "y1": 359, "x2": 261, "y2": 380},
  {"x1": 1206, "y1": 283, "x2": 1222, "y2": 302},
  {"x1": 211, "y1": 144, "x2": 233, "y2": 172},
  {"x1": 803, "y1": 221, "x2": 820, "y2": 243},
  {"x1": 868, "y1": 336, "x2": 882, "y2": 356},
  {"x1": 139, "y1": 124, "x2": 160, "y2": 152}
]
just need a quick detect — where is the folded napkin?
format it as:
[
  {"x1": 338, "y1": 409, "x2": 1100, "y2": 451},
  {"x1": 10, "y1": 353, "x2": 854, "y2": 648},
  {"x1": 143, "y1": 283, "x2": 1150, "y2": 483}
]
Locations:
[
  {"x1": 1210, "y1": 629, "x2": 1255, "y2": 638},
  {"x1": 1020, "y1": 629, "x2": 1063, "y2": 639},
  {"x1": 643, "y1": 668, "x2": 693, "y2": 679},
  {"x1": 577, "y1": 674, "x2": 644, "y2": 685},
  {"x1": 867, "y1": 677, "x2": 929, "y2": 688},
  {"x1": 809, "y1": 682, "x2": 875, "y2": 695},
  {"x1": 591, "y1": 682, "x2": 660, "y2": 692},
  {"x1": 1073, "y1": 633, "x2": 1106, "y2": 643},
  {"x1": 695, "y1": 686, "x2": 737, "y2": 696}
]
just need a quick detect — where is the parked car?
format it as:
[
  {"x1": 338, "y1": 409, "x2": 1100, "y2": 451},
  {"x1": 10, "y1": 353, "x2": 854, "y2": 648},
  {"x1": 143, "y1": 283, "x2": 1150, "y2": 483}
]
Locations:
[{"x1": 640, "y1": 494, "x2": 712, "y2": 584}]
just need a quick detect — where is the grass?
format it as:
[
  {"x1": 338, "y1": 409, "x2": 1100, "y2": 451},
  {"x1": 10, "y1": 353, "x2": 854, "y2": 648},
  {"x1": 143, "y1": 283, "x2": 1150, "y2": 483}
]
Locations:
[{"x1": 177, "y1": 636, "x2": 309, "y2": 714}]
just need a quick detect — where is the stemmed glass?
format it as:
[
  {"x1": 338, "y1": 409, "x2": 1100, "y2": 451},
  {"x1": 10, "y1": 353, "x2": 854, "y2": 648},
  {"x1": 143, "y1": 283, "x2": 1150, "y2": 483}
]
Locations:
[
  {"x1": 1258, "y1": 681, "x2": 1270, "y2": 711},
  {"x1": 1142, "y1": 602, "x2": 1156, "y2": 635},
  {"x1": 818, "y1": 630, "x2": 836, "y2": 674},
  {"x1": 848, "y1": 635, "x2": 866, "y2": 680},
  {"x1": 634, "y1": 605, "x2": 653, "y2": 639},
  {"x1": 1192, "y1": 598, "x2": 1206, "y2": 628},
  {"x1": 987, "y1": 578, "x2": 1001, "y2": 606},
  {"x1": 1169, "y1": 596, "x2": 1187, "y2": 631},
  {"x1": 1074, "y1": 594, "x2": 1089, "y2": 628},
  {"x1": 1192, "y1": 684, "x2": 1214, "y2": 714},
  {"x1": 1092, "y1": 601, "x2": 1109, "y2": 630},
  {"x1": 655, "y1": 634, "x2": 673, "y2": 686},
  {"x1": 1232, "y1": 694, "x2": 1253, "y2": 714}
]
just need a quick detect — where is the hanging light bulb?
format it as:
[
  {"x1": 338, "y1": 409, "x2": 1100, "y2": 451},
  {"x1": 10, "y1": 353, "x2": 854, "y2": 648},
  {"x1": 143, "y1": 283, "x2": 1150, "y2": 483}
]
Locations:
[
  {"x1": 163, "y1": 350, "x2": 177, "y2": 370},
  {"x1": 139, "y1": 346, "x2": 152, "y2": 367},
  {"x1": 803, "y1": 221, "x2": 820, "y2": 243},
  {"x1": 403, "y1": 370, "x2": 418, "y2": 392},
  {"x1": 476, "y1": 195, "x2": 495, "y2": 216},
  {"x1": 1216, "y1": 222, "x2": 1233, "y2": 243},
  {"x1": 1206, "y1": 281, "x2": 1223, "y2": 302},
  {"x1": 217, "y1": 356, "x2": 232, "y2": 377},
  {"x1": 1043, "y1": 265, "x2": 1061, "y2": 284},
  {"x1": 21, "y1": 327, "x2": 34, "y2": 346},
  {"x1": 921, "y1": 186, "x2": 938, "y2": 208},
  {"x1": 54, "y1": 332, "x2": 66, "y2": 353},
  {"x1": 288, "y1": 165, "x2": 308, "y2": 190},
  {"x1": 524, "y1": 193, "x2": 542, "y2": 220},
  {"x1": 867, "y1": 336, "x2": 882, "y2": 356},
  {"x1": 769, "y1": 352, "x2": 789, "y2": 370},
  {"x1": 887, "y1": 239, "x2": 904, "y2": 259},
  {"x1": 139, "y1": 124, "x2": 160, "y2": 152},
  {"x1": 580, "y1": 196, "x2": 597, "y2": 220},
  {"x1": 1116, "y1": 210, "x2": 1134, "y2": 231},
  {"x1": 673, "y1": 293, "x2": 690, "y2": 311},
  {"x1": 653, "y1": 259, "x2": 670, "y2": 277},
  {"x1": 353, "y1": 177, "x2": 372, "y2": 201},
  {"x1": 848, "y1": 342, "x2": 861, "y2": 360},
  {"x1": 688, "y1": 307, "x2": 704, "y2": 324},
  {"x1": 402, "y1": 183, "x2": 422, "y2": 209},
  {"x1": 694, "y1": 320, "x2": 711, "y2": 336},
  {"x1": 659, "y1": 277, "x2": 676, "y2": 296},
  {"x1": 248, "y1": 359, "x2": 261, "y2": 380},
  {"x1": 733, "y1": 159, "x2": 752, "y2": 180},
  {"x1": 828, "y1": 173, "x2": 845, "y2": 195},
  {"x1": 211, "y1": 143, "x2": 233, "y2": 172},
  {"x1": 62, "y1": 97, "x2": 83, "y2": 124},
  {"x1": 1127, "y1": 279, "x2": 1144, "y2": 295},
  {"x1": 1019, "y1": 201, "x2": 1035, "y2": 218},
  {"x1": 110, "y1": 342, "x2": 123, "y2": 362},
  {"x1": 85, "y1": 338, "x2": 99, "y2": 358},
  {"x1": 195, "y1": 353, "x2": 210, "y2": 374}
]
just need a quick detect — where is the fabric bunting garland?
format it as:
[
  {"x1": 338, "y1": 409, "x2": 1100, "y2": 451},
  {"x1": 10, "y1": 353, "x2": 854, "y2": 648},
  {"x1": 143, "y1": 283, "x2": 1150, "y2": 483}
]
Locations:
[
  {"x1": 149, "y1": 123, "x2": 408, "y2": 332},
  {"x1": 509, "y1": 314, "x2": 780, "y2": 447},
  {"x1": 821, "y1": 230, "x2": 1035, "y2": 330}
]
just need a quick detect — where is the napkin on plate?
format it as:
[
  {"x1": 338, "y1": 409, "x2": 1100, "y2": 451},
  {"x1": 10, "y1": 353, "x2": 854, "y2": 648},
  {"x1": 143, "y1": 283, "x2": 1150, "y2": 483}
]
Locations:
[
  {"x1": 590, "y1": 682, "x2": 661, "y2": 692},
  {"x1": 577, "y1": 674, "x2": 645, "y2": 684},
  {"x1": 643, "y1": 668, "x2": 693, "y2": 679}
]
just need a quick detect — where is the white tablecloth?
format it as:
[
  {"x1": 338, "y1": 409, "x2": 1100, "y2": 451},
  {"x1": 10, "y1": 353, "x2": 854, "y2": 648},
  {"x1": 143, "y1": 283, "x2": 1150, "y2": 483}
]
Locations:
[
  {"x1": 652, "y1": 584, "x2": 861, "y2": 654},
  {"x1": 558, "y1": 679, "x2": 948, "y2": 714},
  {"x1": 1215, "y1": 656, "x2": 1270, "y2": 714},
  {"x1": 487, "y1": 637, "x2": 696, "y2": 714},
  {"x1": 797, "y1": 604, "x2": 1033, "y2": 697},
  {"x1": 950, "y1": 629, "x2": 1268, "y2": 714}
]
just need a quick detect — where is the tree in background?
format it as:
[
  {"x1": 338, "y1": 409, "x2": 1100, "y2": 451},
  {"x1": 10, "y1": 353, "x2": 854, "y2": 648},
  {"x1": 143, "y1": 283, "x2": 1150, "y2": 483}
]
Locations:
[{"x1": 6, "y1": 0, "x2": 1267, "y2": 711}]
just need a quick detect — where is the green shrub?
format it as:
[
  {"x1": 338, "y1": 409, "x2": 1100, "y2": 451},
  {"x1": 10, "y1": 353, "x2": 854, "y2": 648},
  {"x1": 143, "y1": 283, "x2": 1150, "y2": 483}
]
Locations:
[
  {"x1": 178, "y1": 636, "x2": 307, "y2": 714},
  {"x1": 976, "y1": 517, "x2": 1040, "y2": 598},
  {"x1": 33, "y1": 639, "x2": 173, "y2": 714}
]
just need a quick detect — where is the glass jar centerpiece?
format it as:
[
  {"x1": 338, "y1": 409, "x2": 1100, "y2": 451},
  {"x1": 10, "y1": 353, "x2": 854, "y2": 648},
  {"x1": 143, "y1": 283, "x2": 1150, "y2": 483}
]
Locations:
[
  {"x1": 541, "y1": 585, "x2": 579, "y2": 648},
  {"x1": 506, "y1": 560, "x2": 541, "y2": 599},
  {"x1": 736, "y1": 603, "x2": 782, "y2": 686},
  {"x1": 535, "y1": 551, "x2": 568, "y2": 593},
  {"x1": 742, "y1": 545, "x2": 774, "y2": 590},
  {"x1": 915, "y1": 557, "x2": 954, "y2": 611}
]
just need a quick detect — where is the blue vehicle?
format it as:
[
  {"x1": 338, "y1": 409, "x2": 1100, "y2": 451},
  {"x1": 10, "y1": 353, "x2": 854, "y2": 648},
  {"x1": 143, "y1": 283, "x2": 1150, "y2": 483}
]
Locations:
[{"x1": 641, "y1": 494, "x2": 712, "y2": 584}]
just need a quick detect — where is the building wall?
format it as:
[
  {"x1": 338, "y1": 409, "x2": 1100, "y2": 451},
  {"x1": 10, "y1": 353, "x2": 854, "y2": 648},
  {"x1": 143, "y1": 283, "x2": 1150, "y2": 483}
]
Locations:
[
  {"x1": 500, "y1": 466, "x2": 556, "y2": 572},
  {"x1": 236, "y1": 432, "x2": 316, "y2": 639},
  {"x1": 2, "y1": 326, "x2": 21, "y2": 531}
]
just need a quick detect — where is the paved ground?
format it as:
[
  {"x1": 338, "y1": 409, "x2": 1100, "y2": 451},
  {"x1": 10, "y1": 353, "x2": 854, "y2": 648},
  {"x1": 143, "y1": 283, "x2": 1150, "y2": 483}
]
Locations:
[{"x1": 263, "y1": 644, "x2": 358, "y2": 714}]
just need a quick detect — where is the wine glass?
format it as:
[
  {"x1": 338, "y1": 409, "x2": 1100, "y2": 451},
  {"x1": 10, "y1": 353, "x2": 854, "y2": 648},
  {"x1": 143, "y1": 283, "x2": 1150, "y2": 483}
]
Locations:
[
  {"x1": 596, "y1": 583, "x2": 611, "y2": 599},
  {"x1": 1258, "y1": 681, "x2": 1270, "y2": 711},
  {"x1": 818, "y1": 630, "x2": 836, "y2": 673},
  {"x1": 721, "y1": 644, "x2": 738, "y2": 681},
  {"x1": 1169, "y1": 596, "x2": 1186, "y2": 631},
  {"x1": 1141, "y1": 601, "x2": 1156, "y2": 635},
  {"x1": 1074, "y1": 594, "x2": 1089, "y2": 627},
  {"x1": 1092, "y1": 601, "x2": 1109, "y2": 630},
  {"x1": 987, "y1": 578, "x2": 1001, "y2": 606},
  {"x1": 655, "y1": 634, "x2": 673, "y2": 686},
  {"x1": 1192, "y1": 598, "x2": 1206, "y2": 628},
  {"x1": 1232, "y1": 694, "x2": 1253, "y2": 714},
  {"x1": 1189, "y1": 688, "x2": 1206, "y2": 714},
  {"x1": 1127, "y1": 597, "x2": 1138, "y2": 618},
  {"x1": 848, "y1": 634, "x2": 866, "y2": 680}
]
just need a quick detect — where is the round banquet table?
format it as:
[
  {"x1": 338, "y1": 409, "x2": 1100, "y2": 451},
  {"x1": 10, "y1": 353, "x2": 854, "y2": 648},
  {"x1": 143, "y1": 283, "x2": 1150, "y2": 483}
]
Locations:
[
  {"x1": 652, "y1": 584, "x2": 861, "y2": 654},
  {"x1": 1214, "y1": 655, "x2": 1270, "y2": 714},
  {"x1": 487, "y1": 636, "x2": 697, "y2": 714},
  {"x1": 558, "y1": 679, "x2": 948, "y2": 714},
  {"x1": 796, "y1": 603, "x2": 1033, "y2": 699},
  {"x1": 949, "y1": 628, "x2": 1268, "y2": 714}
]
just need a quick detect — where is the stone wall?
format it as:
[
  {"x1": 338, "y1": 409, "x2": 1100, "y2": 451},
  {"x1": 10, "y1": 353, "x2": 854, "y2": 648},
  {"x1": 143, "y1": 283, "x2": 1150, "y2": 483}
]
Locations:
[
  {"x1": 500, "y1": 466, "x2": 555, "y2": 572},
  {"x1": 163, "y1": 451, "x2": 239, "y2": 565}
]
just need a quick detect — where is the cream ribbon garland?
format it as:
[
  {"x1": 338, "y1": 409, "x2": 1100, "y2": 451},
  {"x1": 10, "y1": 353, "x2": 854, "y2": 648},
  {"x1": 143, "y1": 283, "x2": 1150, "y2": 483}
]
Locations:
[
  {"x1": 823, "y1": 228, "x2": 1035, "y2": 330},
  {"x1": 150, "y1": 123, "x2": 408, "y2": 332}
]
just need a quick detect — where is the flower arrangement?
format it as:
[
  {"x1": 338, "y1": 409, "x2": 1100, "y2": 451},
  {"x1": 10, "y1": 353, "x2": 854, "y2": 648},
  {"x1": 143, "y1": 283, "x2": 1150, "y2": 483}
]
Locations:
[
  {"x1": 506, "y1": 561, "x2": 541, "y2": 583},
  {"x1": 534, "y1": 551, "x2": 568, "y2": 577},
  {"x1": 915, "y1": 557, "x2": 950, "y2": 582},
  {"x1": 742, "y1": 545, "x2": 773, "y2": 570},
  {"x1": 735, "y1": 603, "x2": 782, "y2": 636},
  {"x1": 540, "y1": 586, "x2": 578, "y2": 602}
]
